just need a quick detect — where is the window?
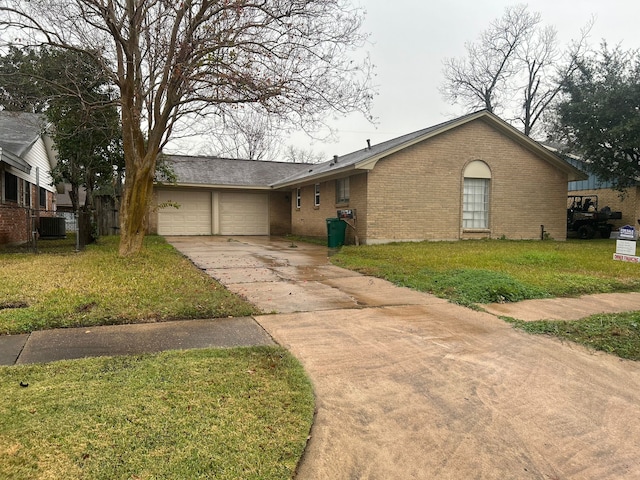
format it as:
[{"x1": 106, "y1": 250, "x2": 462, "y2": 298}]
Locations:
[
  {"x1": 336, "y1": 177, "x2": 350, "y2": 204},
  {"x1": 463, "y1": 178, "x2": 489, "y2": 229},
  {"x1": 296, "y1": 188, "x2": 301, "y2": 209},
  {"x1": 39, "y1": 187, "x2": 46, "y2": 208},
  {"x1": 462, "y1": 161, "x2": 491, "y2": 230},
  {"x1": 314, "y1": 184, "x2": 320, "y2": 207},
  {"x1": 23, "y1": 180, "x2": 31, "y2": 208},
  {"x1": 4, "y1": 172, "x2": 18, "y2": 202}
]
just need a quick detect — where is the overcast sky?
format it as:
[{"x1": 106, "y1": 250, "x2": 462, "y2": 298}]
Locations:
[{"x1": 285, "y1": 0, "x2": 640, "y2": 159}]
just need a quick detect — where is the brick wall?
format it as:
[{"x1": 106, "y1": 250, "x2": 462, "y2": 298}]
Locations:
[
  {"x1": 0, "y1": 204, "x2": 29, "y2": 244},
  {"x1": 291, "y1": 119, "x2": 570, "y2": 244},
  {"x1": 366, "y1": 120, "x2": 568, "y2": 242},
  {"x1": 0, "y1": 188, "x2": 55, "y2": 245},
  {"x1": 291, "y1": 172, "x2": 368, "y2": 243}
]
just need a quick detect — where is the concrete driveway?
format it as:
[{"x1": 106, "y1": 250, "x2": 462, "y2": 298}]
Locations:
[{"x1": 169, "y1": 236, "x2": 640, "y2": 480}]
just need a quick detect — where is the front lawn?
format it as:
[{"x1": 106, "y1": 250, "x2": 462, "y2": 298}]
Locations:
[
  {"x1": 332, "y1": 239, "x2": 640, "y2": 306},
  {"x1": 0, "y1": 347, "x2": 314, "y2": 480},
  {"x1": 0, "y1": 236, "x2": 257, "y2": 335},
  {"x1": 1, "y1": 236, "x2": 315, "y2": 479}
]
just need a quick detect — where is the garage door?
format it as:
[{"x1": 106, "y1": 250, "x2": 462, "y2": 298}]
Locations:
[
  {"x1": 219, "y1": 192, "x2": 269, "y2": 235},
  {"x1": 157, "y1": 189, "x2": 211, "y2": 235}
]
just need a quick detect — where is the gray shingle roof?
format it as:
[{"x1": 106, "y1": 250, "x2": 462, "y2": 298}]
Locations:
[
  {"x1": 273, "y1": 110, "x2": 587, "y2": 186},
  {"x1": 163, "y1": 155, "x2": 312, "y2": 188},
  {"x1": 0, "y1": 112, "x2": 47, "y2": 173},
  {"x1": 162, "y1": 110, "x2": 587, "y2": 188},
  {"x1": 271, "y1": 117, "x2": 456, "y2": 187},
  {"x1": 0, "y1": 111, "x2": 45, "y2": 156}
]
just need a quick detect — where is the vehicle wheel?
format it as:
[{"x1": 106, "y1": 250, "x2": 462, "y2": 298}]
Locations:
[
  {"x1": 599, "y1": 224, "x2": 613, "y2": 239},
  {"x1": 577, "y1": 225, "x2": 595, "y2": 239}
]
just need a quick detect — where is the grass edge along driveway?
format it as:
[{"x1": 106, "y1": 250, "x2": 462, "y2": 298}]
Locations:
[{"x1": 332, "y1": 239, "x2": 640, "y2": 360}]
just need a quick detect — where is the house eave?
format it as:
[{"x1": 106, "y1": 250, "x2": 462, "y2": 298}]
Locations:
[
  {"x1": 271, "y1": 164, "x2": 360, "y2": 188},
  {"x1": 154, "y1": 182, "x2": 272, "y2": 190},
  {"x1": 0, "y1": 149, "x2": 32, "y2": 174}
]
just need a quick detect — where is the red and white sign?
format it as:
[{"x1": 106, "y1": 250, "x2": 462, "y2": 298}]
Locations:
[{"x1": 613, "y1": 253, "x2": 640, "y2": 263}]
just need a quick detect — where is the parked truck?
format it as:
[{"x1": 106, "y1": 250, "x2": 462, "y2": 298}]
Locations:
[{"x1": 567, "y1": 195, "x2": 622, "y2": 239}]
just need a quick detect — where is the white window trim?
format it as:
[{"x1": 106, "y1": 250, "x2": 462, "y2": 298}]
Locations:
[
  {"x1": 314, "y1": 183, "x2": 320, "y2": 207},
  {"x1": 462, "y1": 161, "x2": 491, "y2": 231},
  {"x1": 463, "y1": 178, "x2": 489, "y2": 230},
  {"x1": 296, "y1": 188, "x2": 301, "y2": 209}
]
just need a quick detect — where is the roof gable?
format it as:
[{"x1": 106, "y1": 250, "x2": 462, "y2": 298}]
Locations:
[
  {"x1": 273, "y1": 110, "x2": 587, "y2": 186},
  {"x1": 0, "y1": 112, "x2": 49, "y2": 174},
  {"x1": 0, "y1": 112, "x2": 46, "y2": 156}
]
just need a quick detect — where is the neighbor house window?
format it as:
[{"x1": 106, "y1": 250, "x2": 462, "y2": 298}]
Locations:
[
  {"x1": 296, "y1": 188, "x2": 301, "y2": 209},
  {"x1": 4, "y1": 172, "x2": 18, "y2": 202},
  {"x1": 462, "y1": 161, "x2": 491, "y2": 230},
  {"x1": 336, "y1": 177, "x2": 350, "y2": 204},
  {"x1": 39, "y1": 187, "x2": 46, "y2": 208},
  {"x1": 23, "y1": 180, "x2": 31, "y2": 208},
  {"x1": 314, "y1": 184, "x2": 320, "y2": 207}
]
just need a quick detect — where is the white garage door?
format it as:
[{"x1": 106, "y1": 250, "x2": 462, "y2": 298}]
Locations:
[
  {"x1": 157, "y1": 189, "x2": 211, "y2": 235},
  {"x1": 220, "y1": 192, "x2": 269, "y2": 235}
]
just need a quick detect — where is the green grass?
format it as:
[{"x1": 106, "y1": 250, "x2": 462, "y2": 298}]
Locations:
[
  {"x1": 0, "y1": 347, "x2": 314, "y2": 480},
  {"x1": 508, "y1": 312, "x2": 640, "y2": 361},
  {"x1": 0, "y1": 235, "x2": 258, "y2": 335},
  {"x1": 332, "y1": 239, "x2": 640, "y2": 306}
]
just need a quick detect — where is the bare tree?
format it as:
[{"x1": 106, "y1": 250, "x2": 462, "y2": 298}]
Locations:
[
  {"x1": 202, "y1": 107, "x2": 282, "y2": 161},
  {"x1": 517, "y1": 20, "x2": 592, "y2": 136},
  {"x1": 1, "y1": 0, "x2": 374, "y2": 255},
  {"x1": 441, "y1": 4, "x2": 540, "y2": 114},
  {"x1": 441, "y1": 4, "x2": 590, "y2": 137},
  {"x1": 282, "y1": 145, "x2": 326, "y2": 164}
]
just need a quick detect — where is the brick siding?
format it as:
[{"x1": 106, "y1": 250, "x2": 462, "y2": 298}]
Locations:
[
  {"x1": 0, "y1": 204, "x2": 30, "y2": 244},
  {"x1": 0, "y1": 190, "x2": 55, "y2": 245},
  {"x1": 292, "y1": 119, "x2": 569, "y2": 244},
  {"x1": 290, "y1": 172, "x2": 368, "y2": 243}
]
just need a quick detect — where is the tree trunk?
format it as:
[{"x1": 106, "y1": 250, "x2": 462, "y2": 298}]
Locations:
[
  {"x1": 117, "y1": 71, "x2": 160, "y2": 256},
  {"x1": 118, "y1": 153, "x2": 156, "y2": 256}
]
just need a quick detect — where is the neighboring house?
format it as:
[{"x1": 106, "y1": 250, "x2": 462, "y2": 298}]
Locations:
[
  {"x1": 565, "y1": 158, "x2": 639, "y2": 232},
  {"x1": 55, "y1": 183, "x2": 87, "y2": 232},
  {"x1": 150, "y1": 110, "x2": 586, "y2": 243},
  {"x1": 0, "y1": 112, "x2": 57, "y2": 245}
]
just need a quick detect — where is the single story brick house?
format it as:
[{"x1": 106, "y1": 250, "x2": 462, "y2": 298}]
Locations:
[
  {"x1": 150, "y1": 110, "x2": 586, "y2": 243},
  {"x1": 0, "y1": 112, "x2": 57, "y2": 245}
]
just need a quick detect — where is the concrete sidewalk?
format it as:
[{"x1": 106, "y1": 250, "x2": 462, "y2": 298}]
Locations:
[{"x1": 0, "y1": 317, "x2": 275, "y2": 366}]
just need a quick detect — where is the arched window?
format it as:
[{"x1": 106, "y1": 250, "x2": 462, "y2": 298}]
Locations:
[{"x1": 463, "y1": 161, "x2": 491, "y2": 229}]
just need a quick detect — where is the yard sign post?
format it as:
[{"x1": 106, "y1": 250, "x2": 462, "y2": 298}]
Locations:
[{"x1": 613, "y1": 225, "x2": 639, "y2": 263}]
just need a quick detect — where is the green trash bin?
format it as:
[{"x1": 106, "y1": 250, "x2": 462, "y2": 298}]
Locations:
[{"x1": 326, "y1": 218, "x2": 347, "y2": 248}]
